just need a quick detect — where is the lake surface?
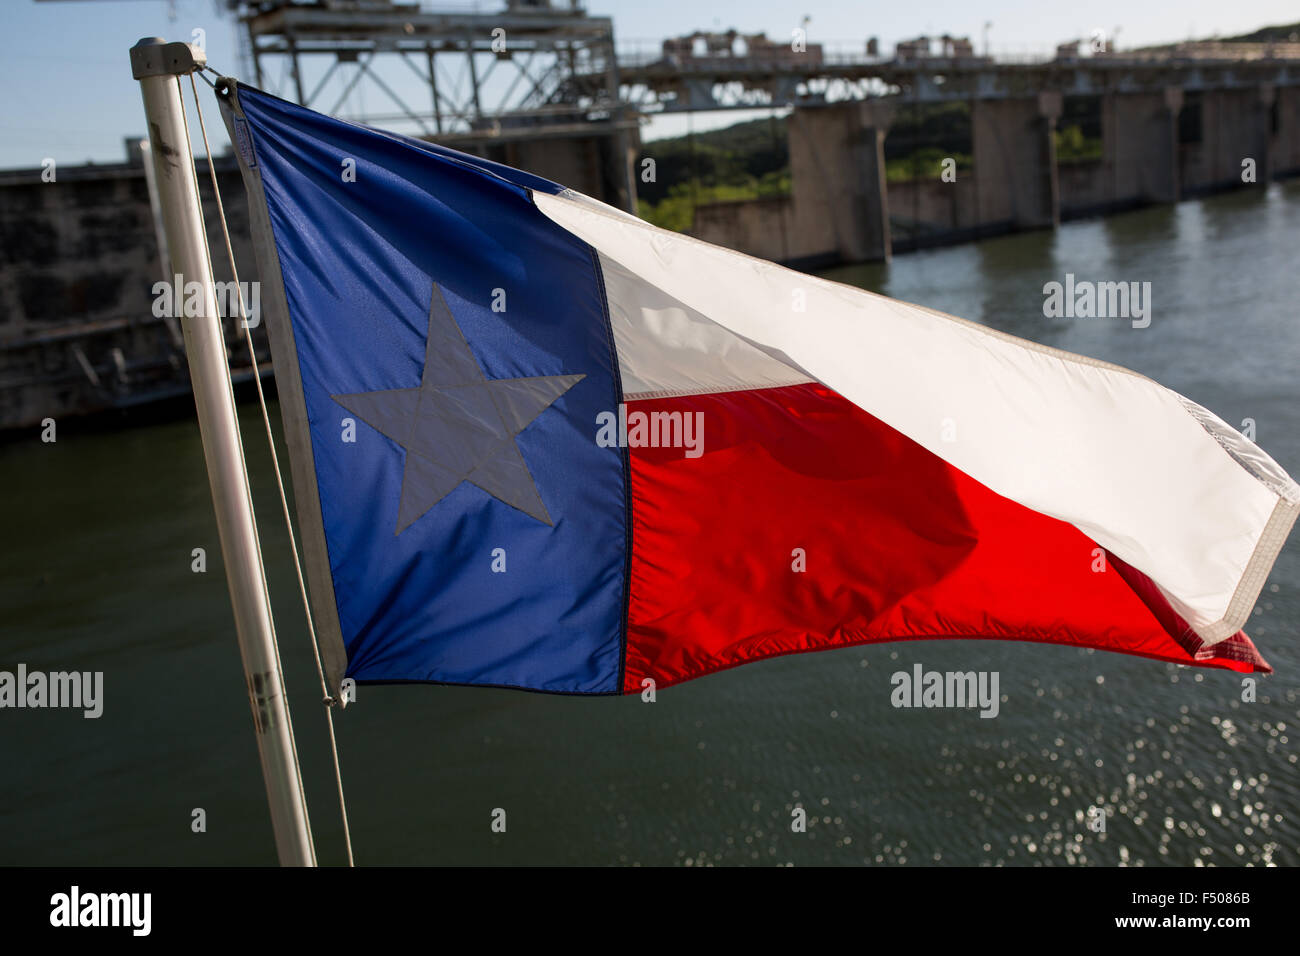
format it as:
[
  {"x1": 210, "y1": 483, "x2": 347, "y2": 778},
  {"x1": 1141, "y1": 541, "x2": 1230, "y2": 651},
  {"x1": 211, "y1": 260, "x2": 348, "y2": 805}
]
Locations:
[{"x1": 2, "y1": 182, "x2": 1298, "y2": 865}]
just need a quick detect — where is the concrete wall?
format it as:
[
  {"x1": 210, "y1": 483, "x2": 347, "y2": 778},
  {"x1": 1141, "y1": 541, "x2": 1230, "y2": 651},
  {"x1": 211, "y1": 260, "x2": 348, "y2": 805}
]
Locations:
[
  {"x1": 2, "y1": 165, "x2": 148, "y2": 335},
  {"x1": 692, "y1": 196, "x2": 801, "y2": 264},
  {"x1": 887, "y1": 176, "x2": 981, "y2": 248},
  {"x1": 0, "y1": 160, "x2": 257, "y2": 338},
  {"x1": 0, "y1": 155, "x2": 262, "y2": 429},
  {"x1": 1057, "y1": 159, "x2": 1110, "y2": 215}
]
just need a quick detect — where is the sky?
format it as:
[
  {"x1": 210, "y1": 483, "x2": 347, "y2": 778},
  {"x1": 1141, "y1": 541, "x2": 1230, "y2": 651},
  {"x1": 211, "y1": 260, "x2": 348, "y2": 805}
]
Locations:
[{"x1": 0, "y1": 0, "x2": 1296, "y2": 170}]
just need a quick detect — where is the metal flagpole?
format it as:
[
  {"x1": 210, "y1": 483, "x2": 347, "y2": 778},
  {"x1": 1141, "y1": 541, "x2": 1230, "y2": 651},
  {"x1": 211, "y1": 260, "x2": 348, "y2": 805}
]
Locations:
[{"x1": 130, "y1": 37, "x2": 316, "y2": 867}]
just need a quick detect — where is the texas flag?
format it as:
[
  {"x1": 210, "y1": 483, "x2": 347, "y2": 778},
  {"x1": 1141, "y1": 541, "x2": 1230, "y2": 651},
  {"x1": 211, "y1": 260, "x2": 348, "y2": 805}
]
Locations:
[{"x1": 220, "y1": 83, "x2": 1299, "y2": 696}]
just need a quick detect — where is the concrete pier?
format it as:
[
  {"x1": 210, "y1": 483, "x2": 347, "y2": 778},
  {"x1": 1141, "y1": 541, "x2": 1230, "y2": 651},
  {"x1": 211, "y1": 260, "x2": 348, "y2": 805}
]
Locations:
[
  {"x1": 1179, "y1": 87, "x2": 1273, "y2": 195},
  {"x1": 1108, "y1": 88, "x2": 1181, "y2": 206},
  {"x1": 971, "y1": 92, "x2": 1061, "y2": 231},
  {"x1": 784, "y1": 102, "x2": 893, "y2": 265}
]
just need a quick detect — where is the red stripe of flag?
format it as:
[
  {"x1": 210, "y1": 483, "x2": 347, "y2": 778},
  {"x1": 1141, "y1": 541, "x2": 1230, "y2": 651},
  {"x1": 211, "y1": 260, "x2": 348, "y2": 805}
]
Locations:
[{"x1": 623, "y1": 382, "x2": 1267, "y2": 692}]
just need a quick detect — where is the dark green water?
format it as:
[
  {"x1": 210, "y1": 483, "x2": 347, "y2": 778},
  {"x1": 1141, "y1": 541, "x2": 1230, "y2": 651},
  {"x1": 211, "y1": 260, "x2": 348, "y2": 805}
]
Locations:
[{"x1": 3, "y1": 183, "x2": 1298, "y2": 866}]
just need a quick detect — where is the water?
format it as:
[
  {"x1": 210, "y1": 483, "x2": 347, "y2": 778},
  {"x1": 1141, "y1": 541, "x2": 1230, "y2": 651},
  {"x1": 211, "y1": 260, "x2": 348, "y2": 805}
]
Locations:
[{"x1": 3, "y1": 184, "x2": 1298, "y2": 866}]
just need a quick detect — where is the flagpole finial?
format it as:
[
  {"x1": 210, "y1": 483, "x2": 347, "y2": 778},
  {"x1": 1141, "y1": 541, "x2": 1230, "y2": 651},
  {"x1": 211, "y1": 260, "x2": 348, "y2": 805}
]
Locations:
[{"x1": 130, "y1": 37, "x2": 206, "y2": 80}]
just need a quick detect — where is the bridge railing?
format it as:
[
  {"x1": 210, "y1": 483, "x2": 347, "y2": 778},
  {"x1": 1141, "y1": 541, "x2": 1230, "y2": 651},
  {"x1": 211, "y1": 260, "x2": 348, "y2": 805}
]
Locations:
[
  {"x1": 615, "y1": 41, "x2": 1077, "y2": 72},
  {"x1": 615, "y1": 39, "x2": 1300, "y2": 74}
]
